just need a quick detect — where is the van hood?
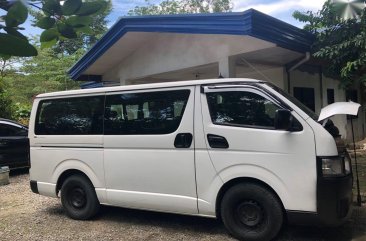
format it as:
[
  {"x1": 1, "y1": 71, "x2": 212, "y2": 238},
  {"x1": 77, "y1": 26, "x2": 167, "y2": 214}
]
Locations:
[{"x1": 318, "y1": 101, "x2": 361, "y2": 122}]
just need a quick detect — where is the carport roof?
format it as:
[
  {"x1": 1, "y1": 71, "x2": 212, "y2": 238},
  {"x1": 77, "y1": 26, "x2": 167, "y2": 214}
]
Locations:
[{"x1": 68, "y1": 8, "x2": 314, "y2": 81}]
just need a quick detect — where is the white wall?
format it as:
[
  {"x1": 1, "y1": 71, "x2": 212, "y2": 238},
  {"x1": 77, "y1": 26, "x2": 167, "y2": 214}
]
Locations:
[
  {"x1": 236, "y1": 66, "x2": 285, "y2": 89},
  {"x1": 289, "y1": 70, "x2": 365, "y2": 141},
  {"x1": 344, "y1": 81, "x2": 365, "y2": 141},
  {"x1": 322, "y1": 75, "x2": 347, "y2": 139},
  {"x1": 102, "y1": 67, "x2": 119, "y2": 83},
  {"x1": 322, "y1": 76, "x2": 365, "y2": 141},
  {"x1": 290, "y1": 69, "x2": 351, "y2": 138},
  {"x1": 289, "y1": 70, "x2": 322, "y2": 114},
  {"x1": 101, "y1": 34, "x2": 276, "y2": 84}
]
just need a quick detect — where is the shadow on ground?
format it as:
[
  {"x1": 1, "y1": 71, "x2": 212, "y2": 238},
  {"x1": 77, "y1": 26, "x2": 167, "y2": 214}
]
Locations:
[
  {"x1": 99, "y1": 205, "x2": 227, "y2": 235},
  {"x1": 43, "y1": 203, "x2": 366, "y2": 241},
  {"x1": 9, "y1": 168, "x2": 29, "y2": 176}
]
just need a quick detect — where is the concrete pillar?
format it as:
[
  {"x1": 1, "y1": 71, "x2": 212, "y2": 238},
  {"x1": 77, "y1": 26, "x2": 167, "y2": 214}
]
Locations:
[{"x1": 218, "y1": 56, "x2": 236, "y2": 78}]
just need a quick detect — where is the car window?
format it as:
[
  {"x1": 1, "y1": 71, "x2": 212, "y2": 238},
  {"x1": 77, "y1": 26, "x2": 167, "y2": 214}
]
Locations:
[
  {"x1": 35, "y1": 96, "x2": 104, "y2": 135},
  {"x1": 104, "y1": 90, "x2": 190, "y2": 135},
  {"x1": 206, "y1": 91, "x2": 282, "y2": 128},
  {"x1": 0, "y1": 123, "x2": 28, "y2": 136}
]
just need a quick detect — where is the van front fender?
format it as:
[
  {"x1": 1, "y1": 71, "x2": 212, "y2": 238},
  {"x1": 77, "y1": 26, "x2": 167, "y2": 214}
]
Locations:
[{"x1": 216, "y1": 164, "x2": 290, "y2": 210}]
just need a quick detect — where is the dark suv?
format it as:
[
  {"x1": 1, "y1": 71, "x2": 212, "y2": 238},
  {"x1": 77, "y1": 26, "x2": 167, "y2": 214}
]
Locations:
[{"x1": 0, "y1": 119, "x2": 29, "y2": 169}]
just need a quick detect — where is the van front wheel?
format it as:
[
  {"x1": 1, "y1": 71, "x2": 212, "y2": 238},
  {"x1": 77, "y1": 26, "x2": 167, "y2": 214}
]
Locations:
[
  {"x1": 220, "y1": 183, "x2": 283, "y2": 241},
  {"x1": 61, "y1": 175, "x2": 100, "y2": 220}
]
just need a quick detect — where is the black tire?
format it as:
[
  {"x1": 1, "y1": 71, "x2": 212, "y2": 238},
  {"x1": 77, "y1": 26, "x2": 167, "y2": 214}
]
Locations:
[
  {"x1": 220, "y1": 183, "x2": 283, "y2": 241},
  {"x1": 61, "y1": 174, "x2": 100, "y2": 220}
]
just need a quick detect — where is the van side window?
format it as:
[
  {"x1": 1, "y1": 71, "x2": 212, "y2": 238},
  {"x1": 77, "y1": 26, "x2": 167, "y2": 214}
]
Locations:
[
  {"x1": 35, "y1": 96, "x2": 104, "y2": 135},
  {"x1": 104, "y1": 90, "x2": 190, "y2": 135},
  {"x1": 206, "y1": 91, "x2": 281, "y2": 128}
]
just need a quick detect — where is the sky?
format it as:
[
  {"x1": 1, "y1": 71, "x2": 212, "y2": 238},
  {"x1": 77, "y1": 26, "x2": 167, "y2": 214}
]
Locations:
[
  {"x1": 108, "y1": 0, "x2": 326, "y2": 27},
  {"x1": 20, "y1": 0, "x2": 327, "y2": 37}
]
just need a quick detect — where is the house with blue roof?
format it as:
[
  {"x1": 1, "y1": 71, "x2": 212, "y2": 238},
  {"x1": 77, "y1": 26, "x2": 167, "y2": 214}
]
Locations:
[{"x1": 68, "y1": 9, "x2": 364, "y2": 141}]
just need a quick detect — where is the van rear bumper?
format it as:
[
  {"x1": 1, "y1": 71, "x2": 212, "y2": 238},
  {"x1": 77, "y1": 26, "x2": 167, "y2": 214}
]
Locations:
[
  {"x1": 30, "y1": 180, "x2": 57, "y2": 197},
  {"x1": 287, "y1": 174, "x2": 353, "y2": 226},
  {"x1": 30, "y1": 180, "x2": 39, "y2": 194}
]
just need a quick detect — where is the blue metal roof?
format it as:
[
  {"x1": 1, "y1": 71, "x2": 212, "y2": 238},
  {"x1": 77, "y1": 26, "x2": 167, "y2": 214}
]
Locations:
[
  {"x1": 69, "y1": 9, "x2": 314, "y2": 80},
  {"x1": 80, "y1": 81, "x2": 104, "y2": 89}
]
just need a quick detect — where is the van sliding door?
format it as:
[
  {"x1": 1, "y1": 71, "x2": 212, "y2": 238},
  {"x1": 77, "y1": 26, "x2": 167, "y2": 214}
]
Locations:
[{"x1": 103, "y1": 86, "x2": 197, "y2": 214}]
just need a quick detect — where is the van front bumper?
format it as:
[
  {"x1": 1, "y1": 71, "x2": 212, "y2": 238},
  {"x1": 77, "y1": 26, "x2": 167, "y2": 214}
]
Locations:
[
  {"x1": 287, "y1": 174, "x2": 353, "y2": 227},
  {"x1": 316, "y1": 174, "x2": 353, "y2": 226}
]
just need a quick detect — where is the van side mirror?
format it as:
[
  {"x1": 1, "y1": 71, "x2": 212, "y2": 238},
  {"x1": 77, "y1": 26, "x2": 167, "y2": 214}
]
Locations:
[{"x1": 274, "y1": 109, "x2": 292, "y2": 131}]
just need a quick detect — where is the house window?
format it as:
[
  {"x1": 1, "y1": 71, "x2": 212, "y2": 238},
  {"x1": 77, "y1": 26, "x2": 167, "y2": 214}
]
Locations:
[
  {"x1": 293, "y1": 87, "x2": 315, "y2": 112},
  {"x1": 346, "y1": 90, "x2": 358, "y2": 102},
  {"x1": 327, "y1": 89, "x2": 335, "y2": 104}
]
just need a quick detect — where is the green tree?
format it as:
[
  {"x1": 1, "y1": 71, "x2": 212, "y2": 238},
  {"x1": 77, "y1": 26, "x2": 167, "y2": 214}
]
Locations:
[
  {"x1": 128, "y1": 0, "x2": 232, "y2": 15},
  {"x1": 19, "y1": 46, "x2": 83, "y2": 93},
  {"x1": 0, "y1": 88, "x2": 13, "y2": 119},
  {"x1": 1, "y1": 46, "x2": 83, "y2": 120},
  {"x1": 0, "y1": 0, "x2": 108, "y2": 57},
  {"x1": 293, "y1": 0, "x2": 366, "y2": 89},
  {"x1": 0, "y1": 55, "x2": 18, "y2": 119},
  {"x1": 0, "y1": 56, "x2": 18, "y2": 79}
]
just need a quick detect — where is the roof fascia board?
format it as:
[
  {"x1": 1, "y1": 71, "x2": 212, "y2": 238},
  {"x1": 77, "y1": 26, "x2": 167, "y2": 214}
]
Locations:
[{"x1": 250, "y1": 10, "x2": 314, "y2": 53}]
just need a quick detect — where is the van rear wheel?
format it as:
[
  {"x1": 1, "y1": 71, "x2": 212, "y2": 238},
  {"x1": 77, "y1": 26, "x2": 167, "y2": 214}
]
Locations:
[
  {"x1": 61, "y1": 175, "x2": 100, "y2": 220},
  {"x1": 220, "y1": 183, "x2": 283, "y2": 241}
]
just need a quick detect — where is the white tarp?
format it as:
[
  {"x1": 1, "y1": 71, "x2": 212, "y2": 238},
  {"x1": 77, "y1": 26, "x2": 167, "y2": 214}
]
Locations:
[{"x1": 318, "y1": 101, "x2": 361, "y2": 122}]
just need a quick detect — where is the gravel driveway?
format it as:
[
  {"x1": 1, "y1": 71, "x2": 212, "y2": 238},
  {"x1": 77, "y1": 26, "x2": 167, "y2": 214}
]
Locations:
[{"x1": 1, "y1": 172, "x2": 366, "y2": 241}]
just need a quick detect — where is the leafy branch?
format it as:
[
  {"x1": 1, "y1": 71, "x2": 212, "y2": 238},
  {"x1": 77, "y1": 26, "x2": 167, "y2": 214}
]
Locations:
[{"x1": 0, "y1": 0, "x2": 108, "y2": 57}]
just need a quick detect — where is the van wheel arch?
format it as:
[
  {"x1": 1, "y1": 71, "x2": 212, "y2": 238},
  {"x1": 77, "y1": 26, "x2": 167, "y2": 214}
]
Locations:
[
  {"x1": 56, "y1": 169, "x2": 92, "y2": 196},
  {"x1": 216, "y1": 177, "x2": 285, "y2": 220}
]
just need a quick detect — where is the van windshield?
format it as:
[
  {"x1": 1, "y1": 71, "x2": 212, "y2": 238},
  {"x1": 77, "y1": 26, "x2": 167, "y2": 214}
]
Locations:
[{"x1": 265, "y1": 83, "x2": 319, "y2": 121}]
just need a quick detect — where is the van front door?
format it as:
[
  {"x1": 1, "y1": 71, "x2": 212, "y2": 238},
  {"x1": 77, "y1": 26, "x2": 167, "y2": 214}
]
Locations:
[
  {"x1": 200, "y1": 85, "x2": 317, "y2": 212},
  {"x1": 103, "y1": 87, "x2": 197, "y2": 214}
]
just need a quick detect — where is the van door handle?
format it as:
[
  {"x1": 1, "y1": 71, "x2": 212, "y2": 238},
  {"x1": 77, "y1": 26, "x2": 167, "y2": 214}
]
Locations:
[
  {"x1": 207, "y1": 134, "x2": 229, "y2": 149},
  {"x1": 174, "y1": 133, "x2": 193, "y2": 148}
]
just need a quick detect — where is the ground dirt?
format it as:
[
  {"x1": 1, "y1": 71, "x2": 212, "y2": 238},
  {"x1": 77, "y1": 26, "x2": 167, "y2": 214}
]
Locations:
[{"x1": 1, "y1": 172, "x2": 366, "y2": 241}]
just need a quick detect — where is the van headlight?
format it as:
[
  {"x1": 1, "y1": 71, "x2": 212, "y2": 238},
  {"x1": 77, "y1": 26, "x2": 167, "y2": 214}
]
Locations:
[
  {"x1": 344, "y1": 155, "x2": 351, "y2": 175},
  {"x1": 321, "y1": 156, "x2": 350, "y2": 177}
]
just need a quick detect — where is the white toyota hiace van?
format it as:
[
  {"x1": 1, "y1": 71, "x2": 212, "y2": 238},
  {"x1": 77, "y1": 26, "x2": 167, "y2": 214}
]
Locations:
[{"x1": 29, "y1": 78, "x2": 353, "y2": 241}]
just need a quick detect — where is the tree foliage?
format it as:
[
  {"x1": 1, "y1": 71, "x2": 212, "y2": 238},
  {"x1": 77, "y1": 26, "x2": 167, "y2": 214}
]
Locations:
[
  {"x1": 0, "y1": 56, "x2": 18, "y2": 79},
  {"x1": 1, "y1": 46, "x2": 83, "y2": 120},
  {"x1": 0, "y1": 0, "x2": 108, "y2": 57},
  {"x1": 0, "y1": 0, "x2": 110, "y2": 121},
  {"x1": 0, "y1": 88, "x2": 13, "y2": 119},
  {"x1": 128, "y1": 0, "x2": 232, "y2": 15},
  {"x1": 19, "y1": 46, "x2": 82, "y2": 93},
  {"x1": 293, "y1": 0, "x2": 366, "y2": 89},
  {"x1": 0, "y1": 55, "x2": 20, "y2": 119},
  {"x1": 30, "y1": 0, "x2": 111, "y2": 55}
]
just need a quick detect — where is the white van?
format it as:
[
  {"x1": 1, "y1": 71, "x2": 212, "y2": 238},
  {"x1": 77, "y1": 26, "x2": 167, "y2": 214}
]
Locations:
[{"x1": 29, "y1": 78, "x2": 352, "y2": 241}]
